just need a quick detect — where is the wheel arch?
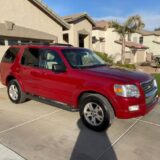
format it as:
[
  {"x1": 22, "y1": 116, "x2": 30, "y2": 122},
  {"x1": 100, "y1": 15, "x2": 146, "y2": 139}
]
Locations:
[
  {"x1": 77, "y1": 90, "x2": 116, "y2": 116},
  {"x1": 6, "y1": 75, "x2": 25, "y2": 92}
]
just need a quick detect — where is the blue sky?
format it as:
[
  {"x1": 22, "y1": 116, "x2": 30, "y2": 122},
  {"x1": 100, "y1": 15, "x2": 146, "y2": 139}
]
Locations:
[{"x1": 43, "y1": 0, "x2": 160, "y2": 30}]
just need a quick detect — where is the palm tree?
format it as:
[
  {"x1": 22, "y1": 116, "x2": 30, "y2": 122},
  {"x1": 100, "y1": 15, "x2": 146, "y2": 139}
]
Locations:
[{"x1": 111, "y1": 15, "x2": 145, "y2": 64}]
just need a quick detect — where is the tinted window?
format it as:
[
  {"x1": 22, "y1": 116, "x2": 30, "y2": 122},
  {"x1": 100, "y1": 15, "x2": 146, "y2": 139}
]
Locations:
[
  {"x1": 1, "y1": 47, "x2": 20, "y2": 63},
  {"x1": 39, "y1": 49, "x2": 64, "y2": 70},
  {"x1": 21, "y1": 48, "x2": 40, "y2": 67},
  {"x1": 0, "y1": 39, "x2": 5, "y2": 46}
]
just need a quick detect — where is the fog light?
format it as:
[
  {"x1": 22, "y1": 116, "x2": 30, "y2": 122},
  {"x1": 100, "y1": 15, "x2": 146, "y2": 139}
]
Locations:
[{"x1": 129, "y1": 105, "x2": 139, "y2": 112}]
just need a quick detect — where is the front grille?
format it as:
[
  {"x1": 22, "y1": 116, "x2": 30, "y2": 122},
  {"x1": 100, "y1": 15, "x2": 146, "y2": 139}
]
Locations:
[
  {"x1": 141, "y1": 79, "x2": 158, "y2": 107},
  {"x1": 141, "y1": 79, "x2": 154, "y2": 94}
]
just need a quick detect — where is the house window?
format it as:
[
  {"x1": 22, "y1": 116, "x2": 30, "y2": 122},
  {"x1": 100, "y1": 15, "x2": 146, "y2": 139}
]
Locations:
[
  {"x1": 21, "y1": 40, "x2": 31, "y2": 45},
  {"x1": 8, "y1": 39, "x2": 19, "y2": 46},
  {"x1": 0, "y1": 39, "x2": 5, "y2": 45},
  {"x1": 139, "y1": 36, "x2": 143, "y2": 44},
  {"x1": 92, "y1": 36, "x2": 97, "y2": 44}
]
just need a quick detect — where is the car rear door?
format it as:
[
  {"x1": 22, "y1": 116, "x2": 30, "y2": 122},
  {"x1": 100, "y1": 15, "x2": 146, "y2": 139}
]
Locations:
[{"x1": 19, "y1": 47, "x2": 43, "y2": 95}]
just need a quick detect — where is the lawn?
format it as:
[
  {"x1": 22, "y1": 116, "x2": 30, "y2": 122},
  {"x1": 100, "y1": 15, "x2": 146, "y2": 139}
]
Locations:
[{"x1": 152, "y1": 74, "x2": 160, "y2": 95}]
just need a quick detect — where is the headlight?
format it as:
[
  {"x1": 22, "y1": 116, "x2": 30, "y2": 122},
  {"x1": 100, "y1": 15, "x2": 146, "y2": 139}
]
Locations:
[
  {"x1": 114, "y1": 84, "x2": 140, "y2": 98},
  {"x1": 153, "y1": 79, "x2": 158, "y2": 88}
]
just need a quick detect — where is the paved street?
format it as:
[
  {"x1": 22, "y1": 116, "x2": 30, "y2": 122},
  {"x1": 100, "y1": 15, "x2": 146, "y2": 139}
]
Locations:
[{"x1": 0, "y1": 87, "x2": 160, "y2": 160}]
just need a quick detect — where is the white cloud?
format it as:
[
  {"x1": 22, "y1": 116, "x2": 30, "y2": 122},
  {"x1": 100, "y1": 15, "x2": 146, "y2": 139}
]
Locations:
[{"x1": 94, "y1": 12, "x2": 160, "y2": 31}]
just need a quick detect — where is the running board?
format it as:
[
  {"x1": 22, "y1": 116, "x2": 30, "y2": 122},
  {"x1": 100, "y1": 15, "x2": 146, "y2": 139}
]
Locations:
[{"x1": 26, "y1": 94, "x2": 79, "y2": 112}]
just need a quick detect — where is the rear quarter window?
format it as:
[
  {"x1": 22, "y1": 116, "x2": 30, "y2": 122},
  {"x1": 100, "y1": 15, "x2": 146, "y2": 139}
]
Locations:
[{"x1": 1, "y1": 47, "x2": 20, "y2": 63}]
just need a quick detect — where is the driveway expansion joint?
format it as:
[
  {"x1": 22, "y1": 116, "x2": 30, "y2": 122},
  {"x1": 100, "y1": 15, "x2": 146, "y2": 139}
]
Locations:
[
  {"x1": 139, "y1": 120, "x2": 160, "y2": 127},
  {"x1": 95, "y1": 117, "x2": 142, "y2": 160},
  {"x1": 0, "y1": 109, "x2": 61, "y2": 135}
]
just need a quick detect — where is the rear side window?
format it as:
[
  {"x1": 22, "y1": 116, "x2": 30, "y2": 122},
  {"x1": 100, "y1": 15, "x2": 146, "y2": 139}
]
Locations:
[
  {"x1": 21, "y1": 48, "x2": 40, "y2": 67},
  {"x1": 1, "y1": 47, "x2": 20, "y2": 63}
]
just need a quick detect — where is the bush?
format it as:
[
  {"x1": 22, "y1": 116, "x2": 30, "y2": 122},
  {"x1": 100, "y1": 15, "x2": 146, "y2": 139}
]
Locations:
[
  {"x1": 152, "y1": 74, "x2": 160, "y2": 95},
  {"x1": 140, "y1": 62, "x2": 151, "y2": 66},
  {"x1": 94, "y1": 51, "x2": 113, "y2": 65},
  {"x1": 116, "y1": 63, "x2": 136, "y2": 70}
]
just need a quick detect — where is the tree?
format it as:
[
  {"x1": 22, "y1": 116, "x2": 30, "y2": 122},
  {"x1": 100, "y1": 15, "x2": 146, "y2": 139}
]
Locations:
[
  {"x1": 155, "y1": 27, "x2": 160, "y2": 31},
  {"x1": 111, "y1": 15, "x2": 145, "y2": 64}
]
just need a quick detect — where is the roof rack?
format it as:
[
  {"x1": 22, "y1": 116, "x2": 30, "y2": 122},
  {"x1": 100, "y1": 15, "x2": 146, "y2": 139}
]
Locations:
[
  {"x1": 16, "y1": 42, "x2": 73, "y2": 47},
  {"x1": 51, "y1": 43, "x2": 73, "y2": 47}
]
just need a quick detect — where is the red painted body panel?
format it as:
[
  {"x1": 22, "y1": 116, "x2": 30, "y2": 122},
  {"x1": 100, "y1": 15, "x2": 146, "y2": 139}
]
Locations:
[{"x1": 0, "y1": 45, "x2": 158, "y2": 119}]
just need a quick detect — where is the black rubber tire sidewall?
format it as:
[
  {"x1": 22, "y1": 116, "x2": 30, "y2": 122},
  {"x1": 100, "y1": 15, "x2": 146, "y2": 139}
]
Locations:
[
  {"x1": 7, "y1": 80, "x2": 26, "y2": 104},
  {"x1": 80, "y1": 95, "x2": 110, "y2": 132}
]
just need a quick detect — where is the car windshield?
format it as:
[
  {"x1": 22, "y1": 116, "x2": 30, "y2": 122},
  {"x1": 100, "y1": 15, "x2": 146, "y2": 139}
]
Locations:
[{"x1": 62, "y1": 49, "x2": 106, "y2": 68}]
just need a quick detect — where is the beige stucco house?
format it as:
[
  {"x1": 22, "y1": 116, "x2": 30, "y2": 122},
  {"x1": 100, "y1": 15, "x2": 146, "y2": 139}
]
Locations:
[
  {"x1": 132, "y1": 30, "x2": 160, "y2": 57},
  {"x1": 0, "y1": 0, "x2": 70, "y2": 60},
  {"x1": 63, "y1": 13, "x2": 96, "y2": 49},
  {"x1": 92, "y1": 20, "x2": 149, "y2": 63}
]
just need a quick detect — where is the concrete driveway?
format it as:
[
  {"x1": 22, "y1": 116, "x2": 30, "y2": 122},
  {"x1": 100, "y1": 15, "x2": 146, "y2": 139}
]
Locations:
[{"x1": 0, "y1": 87, "x2": 160, "y2": 160}]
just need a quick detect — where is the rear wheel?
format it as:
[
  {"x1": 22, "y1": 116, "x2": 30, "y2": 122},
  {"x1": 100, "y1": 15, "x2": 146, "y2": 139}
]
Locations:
[
  {"x1": 8, "y1": 79, "x2": 27, "y2": 104},
  {"x1": 79, "y1": 94, "x2": 115, "y2": 131}
]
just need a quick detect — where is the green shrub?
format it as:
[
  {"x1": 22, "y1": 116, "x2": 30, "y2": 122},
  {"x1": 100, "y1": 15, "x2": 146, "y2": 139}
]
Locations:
[
  {"x1": 152, "y1": 74, "x2": 160, "y2": 95},
  {"x1": 116, "y1": 63, "x2": 136, "y2": 70},
  {"x1": 94, "y1": 51, "x2": 113, "y2": 65}
]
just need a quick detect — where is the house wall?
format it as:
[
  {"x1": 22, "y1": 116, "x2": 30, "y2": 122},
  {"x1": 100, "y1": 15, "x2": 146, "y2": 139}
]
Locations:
[
  {"x1": 136, "y1": 50, "x2": 146, "y2": 63},
  {"x1": 74, "y1": 19, "x2": 93, "y2": 49},
  {"x1": 105, "y1": 28, "x2": 122, "y2": 62},
  {"x1": 92, "y1": 28, "x2": 148, "y2": 63},
  {"x1": 63, "y1": 19, "x2": 93, "y2": 49},
  {"x1": 0, "y1": 41, "x2": 9, "y2": 61},
  {"x1": 0, "y1": 0, "x2": 63, "y2": 42},
  {"x1": 92, "y1": 30, "x2": 106, "y2": 53},
  {"x1": 143, "y1": 35, "x2": 160, "y2": 55},
  {"x1": 130, "y1": 33, "x2": 142, "y2": 43},
  {"x1": 131, "y1": 32, "x2": 160, "y2": 56}
]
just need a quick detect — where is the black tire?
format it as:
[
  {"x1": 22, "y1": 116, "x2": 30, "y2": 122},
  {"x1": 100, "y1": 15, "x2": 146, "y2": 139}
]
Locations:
[
  {"x1": 79, "y1": 93, "x2": 115, "y2": 132},
  {"x1": 7, "y1": 79, "x2": 27, "y2": 104}
]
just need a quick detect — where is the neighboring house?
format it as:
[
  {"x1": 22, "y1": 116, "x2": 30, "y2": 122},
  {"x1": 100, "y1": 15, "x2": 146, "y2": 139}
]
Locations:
[
  {"x1": 134, "y1": 30, "x2": 160, "y2": 56},
  {"x1": 63, "y1": 13, "x2": 96, "y2": 49},
  {"x1": 0, "y1": 0, "x2": 69, "y2": 60},
  {"x1": 92, "y1": 20, "x2": 149, "y2": 63}
]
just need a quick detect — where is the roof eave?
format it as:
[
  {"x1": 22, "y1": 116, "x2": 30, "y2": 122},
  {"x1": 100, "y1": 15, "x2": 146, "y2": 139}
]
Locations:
[{"x1": 63, "y1": 13, "x2": 96, "y2": 27}]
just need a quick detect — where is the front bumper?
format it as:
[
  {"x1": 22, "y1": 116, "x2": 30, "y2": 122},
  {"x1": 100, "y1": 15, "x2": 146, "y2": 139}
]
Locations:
[{"x1": 112, "y1": 87, "x2": 158, "y2": 119}]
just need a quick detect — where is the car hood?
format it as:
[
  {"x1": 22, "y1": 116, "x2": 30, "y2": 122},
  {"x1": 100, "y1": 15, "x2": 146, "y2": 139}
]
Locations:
[{"x1": 84, "y1": 66, "x2": 152, "y2": 83}]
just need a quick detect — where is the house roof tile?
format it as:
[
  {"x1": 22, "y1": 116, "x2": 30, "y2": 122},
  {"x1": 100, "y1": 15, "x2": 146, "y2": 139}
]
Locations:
[{"x1": 115, "y1": 40, "x2": 149, "y2": 49}]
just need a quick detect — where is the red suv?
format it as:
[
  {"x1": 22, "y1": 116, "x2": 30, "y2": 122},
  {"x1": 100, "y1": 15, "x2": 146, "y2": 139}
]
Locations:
[{"x1": 0, "y1": 45, "x2": 158, "y2": 131}]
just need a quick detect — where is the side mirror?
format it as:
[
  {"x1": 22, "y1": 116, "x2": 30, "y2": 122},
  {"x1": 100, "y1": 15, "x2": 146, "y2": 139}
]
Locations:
[{"x1": 52, "y1": 64, "x2": 66, "y2": 73}]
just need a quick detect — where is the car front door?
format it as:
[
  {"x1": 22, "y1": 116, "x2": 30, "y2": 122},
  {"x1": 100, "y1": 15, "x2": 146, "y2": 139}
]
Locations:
[{"x1": 37, "y1": 48, "x2": 75, "y2": 104}]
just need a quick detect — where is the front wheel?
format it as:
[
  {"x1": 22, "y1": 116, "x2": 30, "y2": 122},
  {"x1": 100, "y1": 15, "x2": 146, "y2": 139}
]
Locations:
[
  {"x1": 79, "y1": 94, "x2": 115, "y2": 132},
  {"x1": 8, "y1": 79, "x2": 27, "y2": 104}
]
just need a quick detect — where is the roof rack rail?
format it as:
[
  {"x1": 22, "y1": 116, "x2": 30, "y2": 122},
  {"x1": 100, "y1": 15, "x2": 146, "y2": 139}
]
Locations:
[
  {"x1": 13, "y1": 42, "x2": 73, "y2": 47},
  {"x1": 51, "y1": 43, "x2": 73, "y2": 47}
]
